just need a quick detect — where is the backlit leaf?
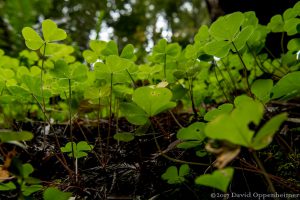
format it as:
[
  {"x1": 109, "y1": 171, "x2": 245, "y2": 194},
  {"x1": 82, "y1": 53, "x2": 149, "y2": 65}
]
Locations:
[
  {"x1": 132, "y1": 87, "x2": 176, "y2": 116},
  {"x1": 22, "y1": 27, "x2": 44, "y2": 50},
  {"x1": 210, "y1": 12, "x2": 244, "y2": 40},
  {"x1": 42, "y1": 19, "x2": 67, "y2": 42}
]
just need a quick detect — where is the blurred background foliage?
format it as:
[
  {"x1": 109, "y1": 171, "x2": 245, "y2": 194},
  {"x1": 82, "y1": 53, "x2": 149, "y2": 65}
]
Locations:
[{"x1": 0, "y1": 0, "x2": 298, "y2": 60}]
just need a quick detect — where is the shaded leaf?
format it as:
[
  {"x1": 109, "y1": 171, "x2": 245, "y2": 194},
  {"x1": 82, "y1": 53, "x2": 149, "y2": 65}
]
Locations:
[
  {"x1": 205, "y1": 95, "x2": 264, "y2": 147},
  {"x1": 252, "y1": 113, "x2": 287, "y2": 150},
  {"x1": 195, "y1": 167, "x2": 234, "y2": 192},
  {"x1": 114, "y1": 132, "x2": 135, "y2": 142},
  {"x1": 0, "y1": 182, "x2": 16, "y2": 191},
  {"x1": 176, "y1": 122, "x2": 206, "y2": 149},
  {"x1": 271, "y1": 71, "x2": 300, "y2": 100},
  {"x1": 22, "y1": 184, "x2": 43, "y2": 196},
  {"x1": 43, "y1": 187, "x2": 72, "y2": 200},
  {"x1": 204, "y1": 103, "x2": 233, "y2": 121},
  {"x1": 0, "y1": 131, "x2": 33, "y2": 142},
  {"x1": 251, "y1": 79, "x2": 273, "y2": 103},
  {"x1": 120, "y1": 102, "x2": 149, "y2": 125},
  {"x1": 161, "y1": 164, "x2": 189, "y2": 184}
]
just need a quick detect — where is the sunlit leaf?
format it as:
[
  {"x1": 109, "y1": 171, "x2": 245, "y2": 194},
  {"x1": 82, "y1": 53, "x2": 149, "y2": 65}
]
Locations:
[
  {"x1": 210, "y1": 12, "x2": 244, "y2": 40},
  {"x1": 22, "y1": 27, "x2": 44, "y2": 50},
  {"x1": 102, "y1": 41, "x2": 118, "y2": 56},
  {"x1": 132, "y1": 86, "x2": 176, "y2": 116},
  {"x1": 287, "y1": 38, "x2": 300, "y2": 51},
  {"x1": 267, "y1": 15, "x2": 284, "y2": 32},
  {"x1": 120, "y1": 44, "x2": 136, "y2": 60},
  {"x1": 42, "y1": 19, "x2": 67, "y2": 42}
]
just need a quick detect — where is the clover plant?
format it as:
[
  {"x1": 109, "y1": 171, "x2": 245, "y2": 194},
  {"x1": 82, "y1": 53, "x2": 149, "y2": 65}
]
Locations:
[
  {"x1": 205, "y1": 95, "x2": 287, "y2": 149},
  {"x1": 121, "y1": 86, "x2": 176, "y2": 125},
  {"x1": 0, "y1": 163, "x2": 43, "y2": 197},
  {"x1": 43, "y1": 187, "x2": 72, "y2": 200},
  {"x1": 195, "y1": 167, "x2": 234, "y2": 192},
  {"x1": 0, "y1": 3, "x2": 298, "y2": 197},
  {"x1": 161, "y1": 164, "x2": 190, "y2": 184},
  {"x1": 61, "y1": 141, "x2": 94, "y2": 182}
]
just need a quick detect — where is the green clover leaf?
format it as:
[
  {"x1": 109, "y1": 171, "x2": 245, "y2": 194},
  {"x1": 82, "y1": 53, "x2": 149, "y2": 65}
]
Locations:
[
  {"x1": 195, "y1": 167, "x2": 234, "y2": 192},
  {"x1": 22, "y1": 19, "x2": 67, "y2": 51}
]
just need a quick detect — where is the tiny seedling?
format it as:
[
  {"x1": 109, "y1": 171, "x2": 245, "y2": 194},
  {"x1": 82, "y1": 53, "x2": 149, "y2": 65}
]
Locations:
[
  {"x1": 61, "y1": 141, "x2": 94, "y2": 182},
  {"x1": 161, "y1": 164, "x2": 190, "y2": 184}
]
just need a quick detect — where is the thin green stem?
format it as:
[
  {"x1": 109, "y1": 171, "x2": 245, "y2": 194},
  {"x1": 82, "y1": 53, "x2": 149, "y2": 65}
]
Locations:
[
  {"x1": 31, "y1": 94, "x2": 72, "y2": 175},
  {"x1": 252, "y1": 151, "x2": 277, "y2": 195},
  {"x1": 0, "y1": 82, "x2": 5, "y2": 96},
  {"x1": 187, "y1": 75, "x2": 198, "y2": 120},
  {"x1": 168, "y1": 111, "x2": 183, "y2": 128},
  {"x1": 97, "y1": 97, "x2": 104, "y2": 162},
  {"x1": 231, "y1": 42, "x2": 252, "y2": 97},
  {"x1": 163, "y1": 54, "x2": 167, "y2": 79},
  {"x1": 40, "y1": 43, "x2": 47, "y2": 148},
  {"x1": 126, "y1": 69, "x2": 136, "y2": 88},
  {"x1": 215, "y1": 63, "x2": 234, "y2": 102},
  {"x1": 280, "y1": 32, "x2": 285, "y2": 55},
  {"x1": 106, "y1": 73, "x2": 113, "y2": 164},
  {"x1": 75, "y1": 157, "x2": 78, "y2": 183},
  {"x1": 68, "y1": 79, "x2": 76, "y2": 181},
  {"x1": 150, "y1": 120, "x2": 208, "y2": 166},
  {"x1": 115, "y1": 98, "x2": 119, "y2": 134},
  {"x1": 264, "y1": 46, "x2": 287, "y2": 74},
  {"x1": 213, "y1": 65, "x2": 230, "y2": 102},
  {"x1": 246, "y1": 43, "x2": 270, "y2": 75},
  {"x1": 221, "y1": 59, "x2": 237, "y2": 93},
  {"x1": 74, "y1": 120, "x2": 103, "y2": 167}
]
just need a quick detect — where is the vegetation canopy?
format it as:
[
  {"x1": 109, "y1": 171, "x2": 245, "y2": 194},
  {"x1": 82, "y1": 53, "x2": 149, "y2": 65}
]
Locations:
[{"x1": 0, "y1": 1, "x2": 299, "y2": 199}]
